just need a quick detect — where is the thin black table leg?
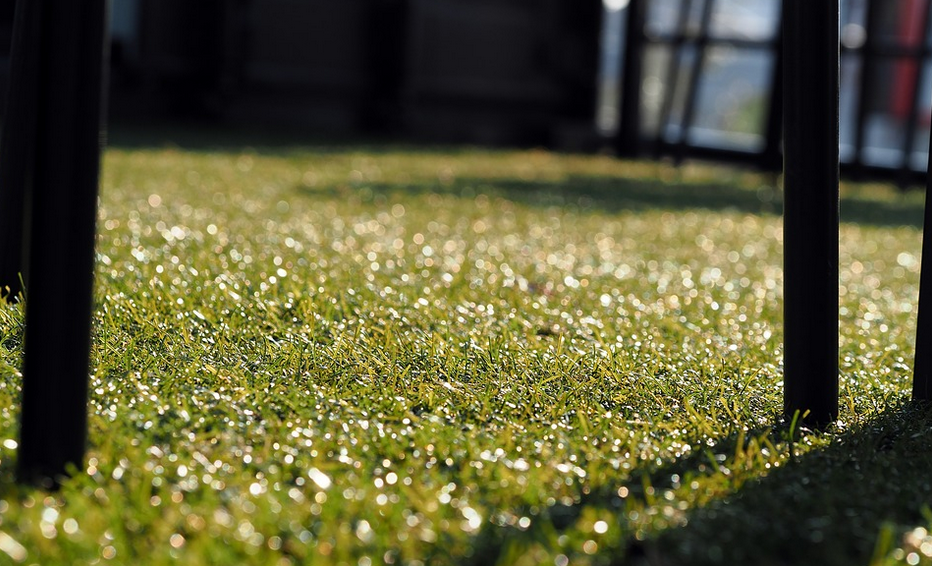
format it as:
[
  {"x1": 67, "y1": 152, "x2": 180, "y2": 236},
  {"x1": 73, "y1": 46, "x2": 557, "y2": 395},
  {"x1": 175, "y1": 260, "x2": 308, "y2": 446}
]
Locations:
[
  {"x1": 15, "y1": 0, "x2": 109, "y2": 485},
  {"x1": 782, "y1": 0, "x2": 840, "y2": 427}
]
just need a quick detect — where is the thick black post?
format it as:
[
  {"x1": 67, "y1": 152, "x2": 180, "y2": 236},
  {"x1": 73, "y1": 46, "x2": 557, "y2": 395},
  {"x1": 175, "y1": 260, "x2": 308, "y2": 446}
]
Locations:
[
  {"x1": 782, "y1": 0, "x2": 839, "y2": 427},
  {"x1": 15, "y1": 0, "x2": 109, "y2": 485},
  {"x1": 0, "y1": 0, "x2": 41, "y2": 299},
  {"x1": 912, "y1": 124, "x2": 932, "y2": 401},
  {"x1": 615, "y1": 0, "x2": 645, "y2": 157}
]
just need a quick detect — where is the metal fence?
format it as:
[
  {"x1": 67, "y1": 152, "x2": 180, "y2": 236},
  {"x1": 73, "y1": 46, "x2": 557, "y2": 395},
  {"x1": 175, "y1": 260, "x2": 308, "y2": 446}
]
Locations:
[{"x1": 607, "y1": 0, "x2": 932, "y2": 185}]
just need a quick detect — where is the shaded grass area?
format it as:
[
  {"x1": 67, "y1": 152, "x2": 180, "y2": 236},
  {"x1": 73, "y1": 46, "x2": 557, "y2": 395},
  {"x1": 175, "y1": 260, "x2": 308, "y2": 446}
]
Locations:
[{"x1": 0, "y1": 129, "x2": 929, "y2": 565}]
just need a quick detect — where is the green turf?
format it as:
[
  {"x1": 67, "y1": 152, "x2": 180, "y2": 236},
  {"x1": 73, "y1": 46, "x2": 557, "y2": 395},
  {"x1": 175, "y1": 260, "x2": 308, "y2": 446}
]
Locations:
[{"x1": 0, "y1": 135, "x2": 930, "y2": 565}]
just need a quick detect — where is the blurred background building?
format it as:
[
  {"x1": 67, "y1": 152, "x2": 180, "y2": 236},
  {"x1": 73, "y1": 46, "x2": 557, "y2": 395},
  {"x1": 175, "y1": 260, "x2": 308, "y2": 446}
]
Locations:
[
  {"x1": 0, "y1": 0, "x2": 929, "y2": 183},
  {"x1": 106, "y1": 0, "x2": 602, "y2": 147}
]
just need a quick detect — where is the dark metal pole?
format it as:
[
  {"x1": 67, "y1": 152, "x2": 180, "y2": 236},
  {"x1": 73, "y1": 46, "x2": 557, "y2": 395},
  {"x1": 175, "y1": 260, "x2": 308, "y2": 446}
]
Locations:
[
  {"x1": 912, "y1": 103, "x2": 932, "y2": 401},
  {"x1": 673, "y1": 0, "x2": 715, "y2": 165},
  {"x1": 851, "y1": 0, "x2": 879, "y2": 175},
  {"x1": 761, "y1": 11, "x2": 784, "y2": 172},
  {"x1": 782, "y1": 0, "x2": 839, "y2": 427},
  {"x1": 16, "y1": 0, "x2": 109, "y2": 485},
  {"x1": 0, "y1": 0, "x2": 41, "y2": 299},
  {"x1": 654, "y1": 0, "x2": 693, "y2": 156},
  {"x1": 615, "y1": 0, "x2": 645, "y2": 157}
]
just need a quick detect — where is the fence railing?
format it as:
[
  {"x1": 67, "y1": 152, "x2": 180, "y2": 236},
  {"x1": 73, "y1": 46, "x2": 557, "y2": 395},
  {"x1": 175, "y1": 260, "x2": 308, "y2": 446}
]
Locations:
[{"x1": 610, "y1": 0, "x2": 932, "y2": 186}]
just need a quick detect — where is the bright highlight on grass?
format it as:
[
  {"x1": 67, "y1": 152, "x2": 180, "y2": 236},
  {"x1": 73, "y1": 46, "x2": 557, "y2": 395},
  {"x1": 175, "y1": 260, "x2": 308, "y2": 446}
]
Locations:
[{"x1": 0, "y1": 139, "x2": 930, "y2": 565}]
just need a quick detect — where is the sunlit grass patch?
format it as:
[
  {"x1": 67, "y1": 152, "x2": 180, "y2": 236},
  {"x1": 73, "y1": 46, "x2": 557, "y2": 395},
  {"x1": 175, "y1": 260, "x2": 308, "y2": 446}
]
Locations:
[{"x1": 0, "y1": 138, "x2": 928, "y2": 565}]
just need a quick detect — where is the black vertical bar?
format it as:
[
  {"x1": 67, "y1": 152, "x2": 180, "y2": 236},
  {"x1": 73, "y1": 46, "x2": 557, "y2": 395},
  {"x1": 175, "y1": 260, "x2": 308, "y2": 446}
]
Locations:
[
  {"x1": 915, "y1": 121, "x2": 932, "y2": 401},
  {"x1": 655, "y1": 0, "x2": 693, "y2": 153},
  {"x1": 912, "y1": 0, "x2": 932, "y2": 399},
  {"x1": 16, "y1": 0, "x2": 109, "y2": 485},
  {"x1": 782, "y1": 0, "x2": 839, "y2": 427},
  {"x1": 852, "y1": 0, "x2": 879, "y2": 174},
  {"x1": 897, "y1": 0, "x2": 932, "y2": 185},
  {"x1": 761, "y1": 9, "x2": 784, "y2": 172},
  {"x1": 674, "y1": 0, "x2": 715, "y2": 164},
  {"x1": 0, "y1": 0, "x2": 41, "y2": 299},
  {"x1": 616, "y1": 0, "x2": 645, "y2": 157}
]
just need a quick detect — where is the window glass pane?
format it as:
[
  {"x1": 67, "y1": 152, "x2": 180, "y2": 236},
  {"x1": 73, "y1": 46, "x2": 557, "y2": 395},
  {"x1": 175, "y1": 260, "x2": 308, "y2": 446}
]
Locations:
[
  {"x1": 645, "y1": 0, "x2": 709, "y2": 38},
  {"x1": 841, "y1": 0, "x2": 869, "y2": 49},
  {"x1": 710, "y1": 0, "x2": 781, "y2": 41},
  {"x1": 871, "y1": 0, "x2": 928, "y2": 47},
  {"x1": 862, "y1": 57, "x2": 914, "y2": 166},
  {"x1": 926, "y1": 0, "x2": 932, "y2": 48},
  {"x1": 639, "y1": 44, "x2": 674, "y2": 137},
  {"x1": 596, "y1": 4, "x2": 625, "y2": 134},
  {"x1": 659, "y1": 46, "x2": 700, "y2": 142},
  {"x1": 839, "y1": 54, "x2": 862, "y2": 162},
  {"x1": 909, "y1": 60, "x2": 932, "y2": 170},
  {"x1": 687, "y1": 47, "x2": 774, "y2": 151},
  {"x1": 645, "y1": 0, "x2": 685, "y2": 38},
  {"x1": 682, "y1": 0, "x2": 711, "y2": 37},
  {"x1": 841, "y1": 0, "x2": 868, "y2": 28}
]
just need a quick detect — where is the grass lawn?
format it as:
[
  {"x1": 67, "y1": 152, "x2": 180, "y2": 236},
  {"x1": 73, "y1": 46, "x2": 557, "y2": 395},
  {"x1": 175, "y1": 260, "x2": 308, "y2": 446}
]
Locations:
[{"x1": 1, "y1": 130, "x2": 931, "y2": 565}]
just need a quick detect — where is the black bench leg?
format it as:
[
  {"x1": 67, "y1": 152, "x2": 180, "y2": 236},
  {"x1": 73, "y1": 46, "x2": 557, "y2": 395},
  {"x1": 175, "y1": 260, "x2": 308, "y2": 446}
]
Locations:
[
  {"x1": 0, "y1": 0, "x2": 40, "y2": 299},
  {"x1": 782, "y1": 0, "x2": 840, "y2": 427},
  {"x1": 913, "y1": 119, "x2": 932, "y2": 401},
  {"x1": 11, "y1": 0, "x2": 109, "y2": 485}
]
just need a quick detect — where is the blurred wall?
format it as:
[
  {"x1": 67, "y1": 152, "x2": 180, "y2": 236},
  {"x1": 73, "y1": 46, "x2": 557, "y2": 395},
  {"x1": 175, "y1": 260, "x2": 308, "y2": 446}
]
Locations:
[{"x1": 121, "y1": 0, "x2": 602, "y2": 146}]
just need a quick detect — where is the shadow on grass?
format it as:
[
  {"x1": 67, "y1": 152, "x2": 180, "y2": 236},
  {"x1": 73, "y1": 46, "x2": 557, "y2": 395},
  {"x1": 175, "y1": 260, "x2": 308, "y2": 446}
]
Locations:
[
  {"x1": 661, "y1": 402, "x2": 932, "y2": 565},
  {"x1": 107, "y1": 122, "x2": 923, "y2": 229},
  {"x1": 107, "y1": 122, "x2": 477, "y2": 158},
  {"x1": 465, "y1": 401, "x2": 932, "y2": 566},
  {"x1": 299, "y1": 175, "x2": 924, "y2": 229},
  {"x1": 651, "y1": 402, "x2": 932, "y2": 565}
]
